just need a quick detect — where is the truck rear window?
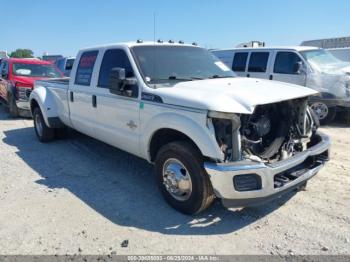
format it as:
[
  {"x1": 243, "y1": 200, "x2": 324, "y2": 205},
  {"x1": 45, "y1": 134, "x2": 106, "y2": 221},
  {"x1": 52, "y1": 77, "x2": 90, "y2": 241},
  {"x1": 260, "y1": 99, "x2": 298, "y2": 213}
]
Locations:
[{"x1": 75, "y1": 51, "x2": 98, "y2": 86}]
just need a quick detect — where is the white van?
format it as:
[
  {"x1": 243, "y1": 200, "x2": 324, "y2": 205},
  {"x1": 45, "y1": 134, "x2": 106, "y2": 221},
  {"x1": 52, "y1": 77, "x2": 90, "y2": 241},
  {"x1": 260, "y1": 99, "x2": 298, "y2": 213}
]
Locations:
[{"x1": 212, "y1": 46, "x2": 350, "y2": 124}]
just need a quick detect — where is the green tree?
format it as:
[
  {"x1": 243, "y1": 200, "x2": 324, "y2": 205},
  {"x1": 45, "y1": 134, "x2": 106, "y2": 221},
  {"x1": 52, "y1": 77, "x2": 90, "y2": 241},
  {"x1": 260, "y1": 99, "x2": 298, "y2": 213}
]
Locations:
[{"x1": 9, "y1": 49, "x2": 34, "y2": 58}]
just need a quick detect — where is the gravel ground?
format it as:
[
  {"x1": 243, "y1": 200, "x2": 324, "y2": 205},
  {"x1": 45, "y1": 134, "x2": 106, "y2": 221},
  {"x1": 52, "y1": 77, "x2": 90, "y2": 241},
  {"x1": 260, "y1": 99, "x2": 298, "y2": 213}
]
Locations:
[{"x1": 0, "y1": 104, "x2": 349, "y2": 255}]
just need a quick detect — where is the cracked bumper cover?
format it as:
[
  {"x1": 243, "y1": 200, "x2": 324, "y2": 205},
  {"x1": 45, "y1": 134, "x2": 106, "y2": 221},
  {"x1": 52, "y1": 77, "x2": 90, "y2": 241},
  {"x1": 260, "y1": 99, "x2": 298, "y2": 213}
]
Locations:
[{"x1": 204, "y1": 131, "x2": 331, "y2": 208}]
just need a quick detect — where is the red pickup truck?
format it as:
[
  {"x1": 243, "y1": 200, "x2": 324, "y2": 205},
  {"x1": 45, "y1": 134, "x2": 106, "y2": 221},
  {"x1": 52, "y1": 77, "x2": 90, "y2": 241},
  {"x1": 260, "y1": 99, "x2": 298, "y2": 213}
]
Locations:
[{"x1": 0, "y1": 58, "x2": 62, "y2": 117}]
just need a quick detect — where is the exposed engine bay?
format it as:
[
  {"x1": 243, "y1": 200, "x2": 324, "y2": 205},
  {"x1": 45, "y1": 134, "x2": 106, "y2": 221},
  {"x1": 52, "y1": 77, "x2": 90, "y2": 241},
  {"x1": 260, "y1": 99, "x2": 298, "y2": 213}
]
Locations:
[{"x1": 211, "y1": 98, "x2": 319, "y2": 163}]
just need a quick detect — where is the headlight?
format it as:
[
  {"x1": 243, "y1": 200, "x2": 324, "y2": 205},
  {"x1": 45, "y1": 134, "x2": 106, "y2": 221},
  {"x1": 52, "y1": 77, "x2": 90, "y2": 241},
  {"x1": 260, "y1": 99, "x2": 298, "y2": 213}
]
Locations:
[
  {"x1": 208, "y1": 111, "x2": 241, "y2": 162},
  {"x1": 16, "y1": 86, "x2": 32, "y2": 100}
]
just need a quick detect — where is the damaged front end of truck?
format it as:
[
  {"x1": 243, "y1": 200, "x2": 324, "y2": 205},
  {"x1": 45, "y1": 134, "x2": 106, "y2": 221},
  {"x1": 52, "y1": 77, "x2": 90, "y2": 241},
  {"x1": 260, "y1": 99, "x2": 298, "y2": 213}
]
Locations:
[{"x1": 205, "y1": 97, "x2": 331, "y2": 207}]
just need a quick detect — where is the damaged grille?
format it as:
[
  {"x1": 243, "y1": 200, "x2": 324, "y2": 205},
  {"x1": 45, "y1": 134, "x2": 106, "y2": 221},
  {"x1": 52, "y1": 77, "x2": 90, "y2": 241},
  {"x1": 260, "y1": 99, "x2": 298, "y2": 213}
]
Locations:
[{"x1": 240, "y1": 98, "x2": 317, "y2": 163}]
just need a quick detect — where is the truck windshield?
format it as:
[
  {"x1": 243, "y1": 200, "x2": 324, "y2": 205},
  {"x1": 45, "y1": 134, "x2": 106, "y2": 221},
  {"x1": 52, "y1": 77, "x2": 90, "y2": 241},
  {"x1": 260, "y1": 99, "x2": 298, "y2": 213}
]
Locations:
[
  {"x1": 13, "y1": 63, "x2": 62, "y2": 78},
  {"x1": 132, "y1": 46, "x2": 235, "y2": 84},
  {"x1": 300, "y1": 49, "x2": 346, "y2": 72}
]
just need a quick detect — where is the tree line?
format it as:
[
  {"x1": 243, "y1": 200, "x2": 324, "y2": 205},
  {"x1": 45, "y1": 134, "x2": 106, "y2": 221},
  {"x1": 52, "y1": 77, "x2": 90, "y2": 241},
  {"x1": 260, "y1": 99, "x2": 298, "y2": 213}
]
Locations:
[{"x1": 9, "y1": 49, "x2": 34, "y2": 58}]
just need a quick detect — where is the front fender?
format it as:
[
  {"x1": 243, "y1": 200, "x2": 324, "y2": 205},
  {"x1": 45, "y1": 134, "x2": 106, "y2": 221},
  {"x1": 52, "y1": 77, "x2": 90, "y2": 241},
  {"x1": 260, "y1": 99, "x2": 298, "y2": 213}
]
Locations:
[
  {"x1": 140, "y1": 112, "x2": 224, "y2": 162},
  {"x1": 29, "y1": 85, "x2": 59, "y2": 128}
]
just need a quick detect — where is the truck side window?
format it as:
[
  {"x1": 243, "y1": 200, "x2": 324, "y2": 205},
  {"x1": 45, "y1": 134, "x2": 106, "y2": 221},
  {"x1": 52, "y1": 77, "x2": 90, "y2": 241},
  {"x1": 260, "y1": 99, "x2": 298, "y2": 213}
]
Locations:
[
  {"x1": 98, "y1": 49, "x2": 134, "y2": 88},
  {"x1": 274, "y1": 52, "x2": 302, "y2": 74},
  {"x1": 248, "y1": 52, "x2": 269, "y2": 72},
  {"x1": 65, "y1": 59, "x2": 74, "y2": 70},
  {"x1": 232, "y1": 52, "x2": 248, "y2": 71},
  {"x1": 74, "y1": 50, "x2": 98, "y2": 86},
  {"x1": 1, "y1": 61, "x2": 9, "y2": 79}
]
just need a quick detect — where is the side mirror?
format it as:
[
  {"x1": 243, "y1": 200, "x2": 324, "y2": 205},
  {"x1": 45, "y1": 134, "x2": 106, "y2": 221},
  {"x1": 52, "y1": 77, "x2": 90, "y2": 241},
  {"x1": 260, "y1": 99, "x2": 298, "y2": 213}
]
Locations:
[
  {"x1": 293, "y1": 61, "x2": 305, "y2": 75},
  {"x1": 108, "y1": 67, "x2": 137, "y2": 97}
]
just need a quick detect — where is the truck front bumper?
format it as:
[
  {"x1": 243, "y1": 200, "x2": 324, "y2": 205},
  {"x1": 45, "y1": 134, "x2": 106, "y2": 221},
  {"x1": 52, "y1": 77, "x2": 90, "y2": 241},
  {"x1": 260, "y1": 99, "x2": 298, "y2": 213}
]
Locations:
[{"x1": 204, "y1": 132, "x2": 331, "y2": 208}]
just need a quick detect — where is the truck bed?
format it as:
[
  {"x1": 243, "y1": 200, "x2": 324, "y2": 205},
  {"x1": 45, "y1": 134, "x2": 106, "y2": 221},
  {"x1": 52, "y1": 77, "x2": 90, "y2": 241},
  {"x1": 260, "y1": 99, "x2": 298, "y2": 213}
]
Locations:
[
  {"x1": 33, "y1": 77, "x2": 71, "y2": 126},
  {"x1": 35, "y1": 77, "x2": 70, "y2": 89}
]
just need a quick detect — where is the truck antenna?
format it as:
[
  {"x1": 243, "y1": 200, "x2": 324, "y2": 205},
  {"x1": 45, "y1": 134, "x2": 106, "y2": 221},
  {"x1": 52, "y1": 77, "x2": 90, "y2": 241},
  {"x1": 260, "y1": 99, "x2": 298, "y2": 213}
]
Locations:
[
  {"x1": 152, "y1": 12, "x2": 157, "y2": 89},
  {"x1": 153, "y1": 12, "x2": 156, "y2": 44}
]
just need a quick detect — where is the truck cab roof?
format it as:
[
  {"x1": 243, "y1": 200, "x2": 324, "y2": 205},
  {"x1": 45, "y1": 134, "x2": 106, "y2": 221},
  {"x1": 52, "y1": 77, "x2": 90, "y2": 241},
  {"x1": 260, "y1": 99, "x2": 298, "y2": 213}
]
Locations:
[
  {"x1": 79, "y1": 41, "x2": 201, "y2": 52},
  {"x1": 4, "y1": 58, "x2": 53, "y2": 65}
]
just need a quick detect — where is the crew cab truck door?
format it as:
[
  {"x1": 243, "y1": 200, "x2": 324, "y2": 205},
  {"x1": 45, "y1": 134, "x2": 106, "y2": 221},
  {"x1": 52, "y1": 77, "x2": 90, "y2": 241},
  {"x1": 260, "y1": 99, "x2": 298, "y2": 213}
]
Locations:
[
  {"x1": 270, "y1": 51, "x2": 307, "y2": 86},
  {"x1": 68, "y1": 50, "x2": 99, "y2": 138},
  {"x1": 246, "y1": 51, "x2": 271, "y2": 79},
  {"x1": 92, "y1": 48, "x2": 140, "y2": 156}
]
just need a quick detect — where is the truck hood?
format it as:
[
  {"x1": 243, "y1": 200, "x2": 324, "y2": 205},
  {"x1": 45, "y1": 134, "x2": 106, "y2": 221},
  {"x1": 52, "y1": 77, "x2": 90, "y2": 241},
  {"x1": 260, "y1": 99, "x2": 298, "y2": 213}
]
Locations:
[
  {"x1": 150, "y1": 77, "x2": 317, "y2": 114},
  {"x1": 13, "y1": 76, "x2": 51, "y2": 88}
]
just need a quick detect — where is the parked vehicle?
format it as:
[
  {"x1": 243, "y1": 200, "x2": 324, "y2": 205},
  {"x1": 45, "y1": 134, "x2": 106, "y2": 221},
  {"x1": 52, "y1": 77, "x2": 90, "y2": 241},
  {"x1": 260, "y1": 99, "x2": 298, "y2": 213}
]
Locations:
[
  {"x1": 42, "y1": 55, "x2": 63, "y2": 62},
  {"x1": 301, "y1": 36, "x2": 350, "y2": 49},
  {"x1": 301, "y1": 36, "x2": 350, "y2": 62},
  {"x1": 54, "y1": 57, "x2": 75, "y2": 76},
  {"x1": 327, "y1": 48, "x2": 350, "y2": 62},
  {"x1": 212, "y1": 46, "x2": 350, "y2": 124},
  {"x1": 30, "y1": 42, "x2": 330, "y2": 214},
  {"x1": 0, "y1": 58, "x2": 63, "y2": 117}
]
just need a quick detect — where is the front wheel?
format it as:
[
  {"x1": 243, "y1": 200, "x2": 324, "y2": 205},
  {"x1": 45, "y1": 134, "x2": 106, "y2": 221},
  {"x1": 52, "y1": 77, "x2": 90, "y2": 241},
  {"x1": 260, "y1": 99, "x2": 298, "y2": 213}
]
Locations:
[
  {"x1": 7, "y1": 92, "x2": 19, "y2": 118},
  {"x1": 33, "y1": 107, "x2": 55, "y2": 142},
  {"x1": 310, "y1": 102, "x2": 336, "y2": 125},
  {"x1": 155, "y1": 141, "x2": 214, "y2": 215}
]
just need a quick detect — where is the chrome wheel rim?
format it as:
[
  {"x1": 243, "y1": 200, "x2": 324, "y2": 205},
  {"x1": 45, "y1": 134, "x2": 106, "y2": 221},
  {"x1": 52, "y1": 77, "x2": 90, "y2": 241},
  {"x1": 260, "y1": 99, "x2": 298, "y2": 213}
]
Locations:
[
  {"x1": 35, "y1": 113, "x2": 43, "y2": 137},
  {"x1": 311, "y1": 102, "x2": 328, "y2": 120},
  {"x1": 162, "y1": 158, "x2": 192, "y2": 201}
]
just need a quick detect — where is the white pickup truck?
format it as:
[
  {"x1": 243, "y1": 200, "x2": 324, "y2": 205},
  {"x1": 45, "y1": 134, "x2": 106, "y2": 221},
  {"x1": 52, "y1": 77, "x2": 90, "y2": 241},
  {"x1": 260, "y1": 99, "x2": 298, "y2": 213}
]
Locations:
[{"x1": 29, "y1": 41, "x2": 331, "y2": 214}]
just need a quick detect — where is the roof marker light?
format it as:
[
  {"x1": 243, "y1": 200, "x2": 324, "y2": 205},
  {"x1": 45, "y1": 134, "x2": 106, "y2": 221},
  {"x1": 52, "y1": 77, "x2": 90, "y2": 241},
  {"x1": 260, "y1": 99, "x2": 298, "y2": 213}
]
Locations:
[
  {"x1": 157, "y1": 39, "x2": 163, "y2": 43},
  {"x1": 168, "y1": 40, "x2": 175, "y2": 43},
  {"x1": 136, "y1": 39, "x2": 143, "y2": 43},
  {"x1": 179, "y1": 40, "x2": 184, "y2": 44}
]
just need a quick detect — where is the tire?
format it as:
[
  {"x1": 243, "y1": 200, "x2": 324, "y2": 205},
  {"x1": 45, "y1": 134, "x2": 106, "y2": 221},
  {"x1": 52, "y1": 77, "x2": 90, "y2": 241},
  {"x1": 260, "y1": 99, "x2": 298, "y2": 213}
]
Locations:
[
  {"x1": 7, "y1": 92, "x2": 19, "y2": 118},
  {"x1": 55, "y1": 127, "x2": 68, "y2": 139},
  {"x1": 33, "y1": 107, "x2": 55, "y2": 142},
  {"x1": 155, "y1": 141, "x2": 214, "y2": 215},
  {"x1": 310, "y1": 102, "x2": 336, "y2": 125}
]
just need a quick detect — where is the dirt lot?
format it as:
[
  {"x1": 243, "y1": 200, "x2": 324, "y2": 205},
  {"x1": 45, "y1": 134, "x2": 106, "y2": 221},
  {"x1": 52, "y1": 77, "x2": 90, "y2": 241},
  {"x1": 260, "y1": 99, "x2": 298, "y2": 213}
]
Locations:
[{"x1": 0, "y1": 104, "x2": 349, "y2": 255}]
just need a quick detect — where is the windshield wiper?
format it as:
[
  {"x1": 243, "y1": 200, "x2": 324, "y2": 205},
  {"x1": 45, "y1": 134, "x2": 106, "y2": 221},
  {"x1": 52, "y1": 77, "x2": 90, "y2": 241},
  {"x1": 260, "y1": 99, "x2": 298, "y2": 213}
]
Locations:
[
  {"x1": 168, "y1": 76, "x2": 194, "y2": 81},
  {"x1": 149, "y1": 76, "x2": 205, "y2": 84},
  {"x1": 210, "y1": 75, "x2": 232, "y2": 79}
]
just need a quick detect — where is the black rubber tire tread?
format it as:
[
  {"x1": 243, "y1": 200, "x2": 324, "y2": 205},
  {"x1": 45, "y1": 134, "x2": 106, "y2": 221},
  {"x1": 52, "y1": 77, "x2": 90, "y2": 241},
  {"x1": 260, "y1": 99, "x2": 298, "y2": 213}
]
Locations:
[
  {"x1": 55, "y1": 127, "x2": 68, "y2": 139},
  {"x1": 33, "y1": 107, "x2": 55, "y2": 143},
  {"x1": 319, "y1": 106, "x2": 336, "y2": 125},
  {"x1": 7, "y1": 92, "x2": 19, "y2": 118},
  {"x1": 155, "y1": 141, "x2": 214, "y2": 215}
]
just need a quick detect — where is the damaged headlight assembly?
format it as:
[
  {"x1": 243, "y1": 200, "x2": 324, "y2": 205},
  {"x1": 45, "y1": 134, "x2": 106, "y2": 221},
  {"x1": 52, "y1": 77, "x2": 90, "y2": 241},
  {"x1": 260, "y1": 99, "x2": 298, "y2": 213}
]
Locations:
[{"x1": 207, "y1": 111, "x2": 241, "y2": 162}]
